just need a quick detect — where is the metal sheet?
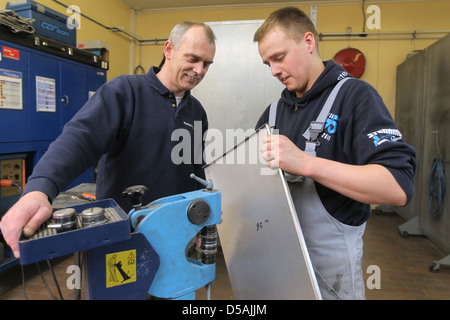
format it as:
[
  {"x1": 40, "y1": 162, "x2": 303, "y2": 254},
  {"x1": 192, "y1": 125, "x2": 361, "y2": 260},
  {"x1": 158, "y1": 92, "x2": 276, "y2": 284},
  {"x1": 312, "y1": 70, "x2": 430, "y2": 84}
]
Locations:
[
  {"x1": 204, "y1": 124, "x2": 321, "y2": 300},
  {"x1": 191, "y1": 20, "x2": 284, "y2": 162}
]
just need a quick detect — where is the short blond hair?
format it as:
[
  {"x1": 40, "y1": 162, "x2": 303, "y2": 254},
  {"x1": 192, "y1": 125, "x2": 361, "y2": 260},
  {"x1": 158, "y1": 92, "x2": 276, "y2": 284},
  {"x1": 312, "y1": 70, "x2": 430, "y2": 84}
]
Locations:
[{"x1": 254, "y1": 7, "x2": 319, "y2": 44}]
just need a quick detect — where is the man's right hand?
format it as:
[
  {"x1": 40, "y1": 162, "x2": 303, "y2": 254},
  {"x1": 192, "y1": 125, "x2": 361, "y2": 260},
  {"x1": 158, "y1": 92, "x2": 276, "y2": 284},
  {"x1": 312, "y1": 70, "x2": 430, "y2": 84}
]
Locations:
[{"x1": 0, "y1": 191, "x2": 52, "y2": 258}]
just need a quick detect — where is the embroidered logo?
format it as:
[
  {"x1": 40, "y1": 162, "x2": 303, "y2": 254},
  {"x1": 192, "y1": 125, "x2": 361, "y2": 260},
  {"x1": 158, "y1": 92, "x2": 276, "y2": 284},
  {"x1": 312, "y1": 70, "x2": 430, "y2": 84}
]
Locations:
[
  {"x1": 367, "y1": 129, "x2": 402, "y2": 146},
  {"x1": 321, "y1": 113, "x2": 340, "y2": 142}
]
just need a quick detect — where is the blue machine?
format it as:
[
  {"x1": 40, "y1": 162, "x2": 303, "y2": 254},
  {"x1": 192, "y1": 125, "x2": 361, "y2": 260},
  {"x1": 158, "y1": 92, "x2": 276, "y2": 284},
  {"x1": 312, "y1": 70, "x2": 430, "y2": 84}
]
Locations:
[
  {"x1": 19, "y1": 176, "x2": 222, "y2": 300},
  {"x1": 0, "y1": 24, "x2": 107, "y2": 206},
  {"x1": 0, "y1": 33, "x2": 107, "y2": 187},
  {"x1": 0, "y1": 17, "x2": 108, "y2": 272}
]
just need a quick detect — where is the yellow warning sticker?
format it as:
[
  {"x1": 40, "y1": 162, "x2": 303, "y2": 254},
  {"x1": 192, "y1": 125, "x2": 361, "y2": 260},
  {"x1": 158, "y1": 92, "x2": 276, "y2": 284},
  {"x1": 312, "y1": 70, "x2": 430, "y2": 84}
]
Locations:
[{"x1": 106, "y1": 250, "x2": 137, "y2": 288}]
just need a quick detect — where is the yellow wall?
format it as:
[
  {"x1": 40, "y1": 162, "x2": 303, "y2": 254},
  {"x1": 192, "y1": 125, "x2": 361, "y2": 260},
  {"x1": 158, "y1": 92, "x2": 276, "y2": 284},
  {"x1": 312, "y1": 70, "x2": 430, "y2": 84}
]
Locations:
[
  {"x1": 2, "y1": 1, "x2": 449, "y2": 116},
  {"x1": 316, "y1": 1, "x2": 450, "y2": 116},
  {"x1": 135, "y1": 1, "x2": 450, "y2": 117},
  {"x1": 0, "y1": 0, "x2": 131, "y2": 80}
]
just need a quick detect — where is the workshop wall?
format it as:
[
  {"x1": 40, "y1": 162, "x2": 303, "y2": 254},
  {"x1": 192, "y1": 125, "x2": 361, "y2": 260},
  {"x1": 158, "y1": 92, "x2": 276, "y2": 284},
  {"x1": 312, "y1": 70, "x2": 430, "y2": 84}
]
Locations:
[
  {"x1": 0, "y1": 0, "x2": 132, "y2": 80},
  {"x1": 1, "y1": 1, "x2": 448, "y2": 118},
  {"x1": 134, "y1": 0, "x2": 450, "y2": 119}
]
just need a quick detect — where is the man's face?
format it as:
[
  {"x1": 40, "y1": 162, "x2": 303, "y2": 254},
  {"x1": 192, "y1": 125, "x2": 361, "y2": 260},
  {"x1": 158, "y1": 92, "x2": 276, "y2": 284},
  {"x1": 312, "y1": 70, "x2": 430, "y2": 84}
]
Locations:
[
  {"x1": 258, "y1": 27, "x2": 314, "y2": 97},
  {"x1": 167, "y1": 26, "x2": 215, "y2": 96}
]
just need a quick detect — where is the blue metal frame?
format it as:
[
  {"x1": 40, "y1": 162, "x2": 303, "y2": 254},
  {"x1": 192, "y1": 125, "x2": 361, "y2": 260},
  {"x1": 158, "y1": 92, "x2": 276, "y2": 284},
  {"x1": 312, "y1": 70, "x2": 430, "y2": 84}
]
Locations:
[{"x1": 130, "y1": 188, "x2": 222, "y2": 299}]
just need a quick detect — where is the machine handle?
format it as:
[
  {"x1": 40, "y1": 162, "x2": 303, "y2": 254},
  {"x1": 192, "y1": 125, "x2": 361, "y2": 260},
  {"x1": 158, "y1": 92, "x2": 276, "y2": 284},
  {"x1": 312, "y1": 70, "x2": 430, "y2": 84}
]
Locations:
[
  {"x1": 190, "y1": 174, "x2": 213, "y2": 190},
  {"x1": 122, "y1": 185, "x2": 148, "y2": 210}
]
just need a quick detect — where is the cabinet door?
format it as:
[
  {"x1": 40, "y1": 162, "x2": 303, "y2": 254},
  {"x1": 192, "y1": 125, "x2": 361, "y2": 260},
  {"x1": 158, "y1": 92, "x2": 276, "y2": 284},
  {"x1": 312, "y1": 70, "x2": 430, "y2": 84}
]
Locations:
[
  {"x1": 62, "y1": 65, "x2": 106, "y2": 189},
  {"x1": 29, "y1": 52, "x2": 61, "y2": 141},
  {"x1": 393, "y1": 51, "x2": 425, "y2": 221},
  {"x1": 60, "y1": 61, "x2": 86, "y2": 128},
  {"x1": 0, "y1": 42, "x2": 30, "y2": 143},
  {"x1": 419, "y1": 35, "x2": 450, "y2": 252}
]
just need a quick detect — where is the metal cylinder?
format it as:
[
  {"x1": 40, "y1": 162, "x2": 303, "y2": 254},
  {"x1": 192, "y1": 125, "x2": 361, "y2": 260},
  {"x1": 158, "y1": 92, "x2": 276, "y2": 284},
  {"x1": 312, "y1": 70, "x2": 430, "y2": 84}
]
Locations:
[
  {"x1": 81, "y1": 207, "x2": 107, "y2": 227},
  {"x1": 201, "y1": 225, "x2": 217, "y2": 265},
  {"x1": 52, "y1": 208, "x2": 78, "y2": 233}
]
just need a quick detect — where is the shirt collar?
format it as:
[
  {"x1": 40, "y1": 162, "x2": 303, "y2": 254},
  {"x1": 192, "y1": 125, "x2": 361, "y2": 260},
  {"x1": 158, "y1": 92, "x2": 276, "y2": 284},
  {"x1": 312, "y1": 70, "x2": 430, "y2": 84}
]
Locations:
[{"x1": 145, "y1": 66, "x2": 191, "y2": 100}]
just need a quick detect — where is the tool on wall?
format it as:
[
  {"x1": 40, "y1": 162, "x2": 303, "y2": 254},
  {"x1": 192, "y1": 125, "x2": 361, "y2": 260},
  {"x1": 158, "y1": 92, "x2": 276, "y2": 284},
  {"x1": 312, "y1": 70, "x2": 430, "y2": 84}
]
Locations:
[{"x1": 333, "y1": 48, "x2": 366, "y2": 78}]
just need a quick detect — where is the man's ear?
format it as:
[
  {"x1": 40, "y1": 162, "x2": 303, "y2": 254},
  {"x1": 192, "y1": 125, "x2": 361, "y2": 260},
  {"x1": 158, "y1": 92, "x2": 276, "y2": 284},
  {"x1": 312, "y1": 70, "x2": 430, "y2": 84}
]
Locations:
[
  {"x1": 163, "y1": 40, "x2": 174, "y2": 61},
  {"x1": 303, "y1": 32, "x2": 316, "y2": 53}
]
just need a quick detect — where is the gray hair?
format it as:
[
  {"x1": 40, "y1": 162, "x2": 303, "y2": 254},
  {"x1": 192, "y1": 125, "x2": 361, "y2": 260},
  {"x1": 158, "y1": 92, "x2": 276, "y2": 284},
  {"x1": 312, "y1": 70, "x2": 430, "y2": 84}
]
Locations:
[{"x1": 169, "y1": 21, "x2": 216, "y2": 50}]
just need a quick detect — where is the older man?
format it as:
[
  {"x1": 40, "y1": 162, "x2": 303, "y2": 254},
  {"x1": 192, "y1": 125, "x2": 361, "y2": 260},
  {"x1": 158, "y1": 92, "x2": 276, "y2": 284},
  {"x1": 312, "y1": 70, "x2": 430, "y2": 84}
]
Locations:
[{"x1": 1, "y1": 21, "x2": 216, "y2": 258}]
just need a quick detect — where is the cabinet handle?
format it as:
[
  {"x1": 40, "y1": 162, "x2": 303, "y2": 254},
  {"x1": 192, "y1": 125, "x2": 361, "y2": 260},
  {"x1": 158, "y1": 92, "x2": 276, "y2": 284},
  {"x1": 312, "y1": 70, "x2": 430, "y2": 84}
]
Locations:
[{"x1": 61, "y1": 95, "x2": 69, "y2": 107}]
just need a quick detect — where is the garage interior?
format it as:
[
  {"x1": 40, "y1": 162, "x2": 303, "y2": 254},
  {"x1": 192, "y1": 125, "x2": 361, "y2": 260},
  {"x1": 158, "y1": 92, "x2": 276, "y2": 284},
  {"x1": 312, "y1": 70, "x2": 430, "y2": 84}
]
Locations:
[{"x1": 0, "y1": 0, "x2": 449, "y2": 302}]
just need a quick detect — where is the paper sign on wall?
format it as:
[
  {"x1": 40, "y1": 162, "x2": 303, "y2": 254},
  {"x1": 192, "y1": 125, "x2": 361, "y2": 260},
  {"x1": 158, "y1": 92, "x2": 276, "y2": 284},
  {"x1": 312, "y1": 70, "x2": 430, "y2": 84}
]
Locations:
[
  {"x1": 36, "y1": 76, "x2": 56, "y2": 112},
  {"x1": 0, "y1": 68, "x2": 23, "y2": 110}
]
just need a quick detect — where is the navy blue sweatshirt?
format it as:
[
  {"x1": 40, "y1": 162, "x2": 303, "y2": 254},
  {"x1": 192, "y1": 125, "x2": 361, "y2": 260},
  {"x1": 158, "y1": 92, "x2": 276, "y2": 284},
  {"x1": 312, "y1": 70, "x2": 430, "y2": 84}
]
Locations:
[
  {"x1": 256, "y1": 60, "x2": 416, "y2": 226},
  {"x1": 24, "y1": 67, "x2": 208, "y2": 212}
]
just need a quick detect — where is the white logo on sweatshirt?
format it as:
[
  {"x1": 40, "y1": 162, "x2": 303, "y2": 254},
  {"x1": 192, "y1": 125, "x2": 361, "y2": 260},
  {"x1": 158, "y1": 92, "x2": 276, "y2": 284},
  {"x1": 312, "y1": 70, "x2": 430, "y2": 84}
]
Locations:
[
  {"x1": 367, "y1": 129, "x2": 402, "y2": 146},
  {"x1": 337, "y1": 72, "x2": 348, "y2": 81}
]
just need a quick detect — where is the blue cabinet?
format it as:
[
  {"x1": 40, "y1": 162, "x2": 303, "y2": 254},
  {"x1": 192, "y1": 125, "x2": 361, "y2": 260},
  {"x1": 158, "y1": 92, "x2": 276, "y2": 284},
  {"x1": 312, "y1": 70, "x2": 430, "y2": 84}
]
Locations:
[
  {"x1": 0, "y1": 32, "x2": 107, "y2": 272},
  {"x1": 0, "y1": 35, "x2": 107, "y2": 213}
]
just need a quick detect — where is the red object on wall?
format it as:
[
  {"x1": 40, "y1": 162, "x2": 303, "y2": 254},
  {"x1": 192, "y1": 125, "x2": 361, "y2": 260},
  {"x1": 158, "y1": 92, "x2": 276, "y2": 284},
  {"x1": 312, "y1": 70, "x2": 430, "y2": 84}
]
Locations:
[{"x1": 333, "y1": 48, "x2": 366, "y2": 78}]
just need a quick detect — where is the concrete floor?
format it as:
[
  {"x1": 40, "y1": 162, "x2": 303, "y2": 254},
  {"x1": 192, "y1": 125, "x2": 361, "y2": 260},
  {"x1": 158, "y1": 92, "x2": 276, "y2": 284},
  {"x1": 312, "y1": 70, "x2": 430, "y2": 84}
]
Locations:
[{"x1": 1, "y1": 211, "x2": 450, "y2": 300}]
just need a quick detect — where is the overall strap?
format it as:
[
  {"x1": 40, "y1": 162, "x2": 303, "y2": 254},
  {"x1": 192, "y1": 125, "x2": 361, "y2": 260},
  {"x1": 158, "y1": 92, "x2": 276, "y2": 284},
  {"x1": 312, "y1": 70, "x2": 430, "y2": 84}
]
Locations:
[
  {"x1": 268, "y1": 99, "x2": 279, "y2": 132},
  {"x1": 267, "y1": 77, "x2": 352, "y2": 155},
  {"x1": 303, "y1": 77, "x2": 351, "y2": 141},
  {"x1": 304, "y1": 77, "x2": 352, "y2": 156}
]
